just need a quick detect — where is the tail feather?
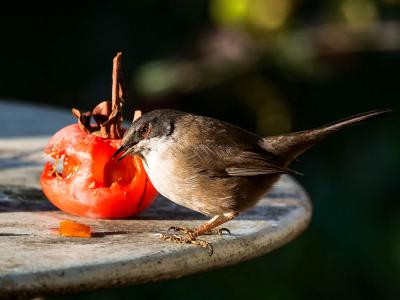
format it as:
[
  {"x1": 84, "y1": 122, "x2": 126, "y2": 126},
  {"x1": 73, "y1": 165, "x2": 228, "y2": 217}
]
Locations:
[{"x1": 261, "y1": 109, "x2": 391, "y2": 164}]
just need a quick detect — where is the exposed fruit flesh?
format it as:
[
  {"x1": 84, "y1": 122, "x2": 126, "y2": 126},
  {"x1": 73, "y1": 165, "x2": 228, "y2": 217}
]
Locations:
[{"x1": 41, "y1": 124, "x2": 157, "y2": 219}]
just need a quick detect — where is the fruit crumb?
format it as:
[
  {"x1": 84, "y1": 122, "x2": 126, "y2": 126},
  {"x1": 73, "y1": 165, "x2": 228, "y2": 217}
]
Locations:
[{"x1": 58, "y1": 220, "x2": 92, "y2": 238}]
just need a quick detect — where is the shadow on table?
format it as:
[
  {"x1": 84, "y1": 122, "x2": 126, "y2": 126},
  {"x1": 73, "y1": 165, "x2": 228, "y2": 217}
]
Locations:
[
  {"x1": 0, "y1": 185, "x2": 57, "y2": 212},
  {"x1": 0, "y1": 186, "x2": 299, "y2": 222},
  {"x1": 135, "y1": 195, "x2": 299, "y2": 222},
  {"x1": 0, "y1": 148, "x2": 43, "y2": 169},
  {"x1": 0, "y1": 233, "x2": 30, "y2": 236}
]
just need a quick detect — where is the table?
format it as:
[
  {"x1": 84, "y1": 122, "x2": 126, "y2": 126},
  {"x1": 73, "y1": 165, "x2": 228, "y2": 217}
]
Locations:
[{"x1": 0, "y1": 100, "x2": 312, "y2": 298}]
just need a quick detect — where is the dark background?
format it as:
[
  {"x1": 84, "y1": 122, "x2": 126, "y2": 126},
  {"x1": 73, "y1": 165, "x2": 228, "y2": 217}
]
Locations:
[{"x1": 1, "y1": 1, "x2": 399, "y2": 299}]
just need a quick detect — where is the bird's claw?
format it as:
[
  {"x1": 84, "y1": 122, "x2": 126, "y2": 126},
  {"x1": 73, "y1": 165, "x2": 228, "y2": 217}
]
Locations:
[
  {"x1": 167, "y1": 226, "x2": 231, "y2": 236},
  {"x1": 204, "y1": 228, "x2": 231, "y2": 236},
  {"x1": 162, "y1": 225, "x2": 231, "y2": 255},
  {"x1": 167, "y1": 226, "x2": 194, "y2": 235},
  {"x1": 158, "y1": 233, "x2": 213, "y2": 256}
]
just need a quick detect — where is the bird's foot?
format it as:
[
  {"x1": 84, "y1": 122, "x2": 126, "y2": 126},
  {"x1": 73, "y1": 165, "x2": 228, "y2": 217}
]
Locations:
[
  {"x1": 159, "y1": 218, "x2": 234, "y2": 256},
  {"x1": 158, "y1": 233, "x2": 214, "y2": 255},
  {"x1": 167, "y1": 226, "x2": 231, "y2": 237}
]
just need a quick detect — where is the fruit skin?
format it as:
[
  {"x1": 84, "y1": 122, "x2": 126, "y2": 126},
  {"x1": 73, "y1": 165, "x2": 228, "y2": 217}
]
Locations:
[{"x1": 40, "y1": 124, "x2": 158, "y2": 219}]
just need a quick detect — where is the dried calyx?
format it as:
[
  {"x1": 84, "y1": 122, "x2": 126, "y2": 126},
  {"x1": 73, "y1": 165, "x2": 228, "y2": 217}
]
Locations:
[{"x1": 72, "y1": 52, "x2": 127, "y2": 139}]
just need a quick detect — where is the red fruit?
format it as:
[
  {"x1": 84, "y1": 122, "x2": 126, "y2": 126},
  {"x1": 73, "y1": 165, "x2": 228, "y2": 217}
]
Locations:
[
  {"x1": 40, "y1": 124, "x2": 157, "y2": 218},
  {"x1": 40, "y1": 52, "x2": 157, "y2": 218}
]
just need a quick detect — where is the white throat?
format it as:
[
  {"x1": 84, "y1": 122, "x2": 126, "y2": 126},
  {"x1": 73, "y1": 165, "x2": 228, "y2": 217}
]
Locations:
[{"x1": 140, "y1": 137, "x2": 176, "y2": 200}]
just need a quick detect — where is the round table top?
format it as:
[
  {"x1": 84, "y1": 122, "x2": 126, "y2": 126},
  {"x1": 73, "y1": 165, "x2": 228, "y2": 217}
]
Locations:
[{"x1": 0, "y1": 100, "x2": 312, "y2": 298}]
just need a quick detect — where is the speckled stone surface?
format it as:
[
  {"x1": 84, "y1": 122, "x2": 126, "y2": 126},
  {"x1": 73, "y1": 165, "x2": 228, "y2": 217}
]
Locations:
[{"x1": 0, "y1": 100, "x2": 312, "y2": 298}]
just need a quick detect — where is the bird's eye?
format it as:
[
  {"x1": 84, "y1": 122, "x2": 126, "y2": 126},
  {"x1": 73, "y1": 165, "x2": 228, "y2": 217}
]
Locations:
[{"x1": 138, "y1": 124, "x2": 151, "y2": 138}]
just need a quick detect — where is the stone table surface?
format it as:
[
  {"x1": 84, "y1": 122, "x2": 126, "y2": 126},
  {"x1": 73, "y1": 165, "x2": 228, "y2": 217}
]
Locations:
[{"x1": 0, "y1": 100, "x2": 312, "y2": 298}]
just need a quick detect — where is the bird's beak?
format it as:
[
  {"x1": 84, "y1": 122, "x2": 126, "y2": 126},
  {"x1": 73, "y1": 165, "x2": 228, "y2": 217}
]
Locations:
[{"x1": 112, "y1": 142, "x2": 138, "y2": 161}]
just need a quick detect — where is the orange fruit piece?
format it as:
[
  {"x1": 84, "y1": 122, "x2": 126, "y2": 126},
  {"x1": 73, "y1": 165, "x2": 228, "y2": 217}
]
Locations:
[{"x1": 58, "y1": 220, "x2": 92, "y2": 238}]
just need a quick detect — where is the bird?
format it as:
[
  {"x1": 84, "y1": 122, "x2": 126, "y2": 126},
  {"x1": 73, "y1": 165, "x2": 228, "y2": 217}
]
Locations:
[{"x1": 113, "y1": 109, "x2": 390, "y2": 254}]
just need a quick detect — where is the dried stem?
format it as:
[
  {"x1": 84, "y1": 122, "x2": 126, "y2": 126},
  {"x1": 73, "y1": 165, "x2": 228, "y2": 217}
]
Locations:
[
  {"x1": 111, "y1": 53, "x2": 121, "y2": 115},
  {"x1": 109, "y1": 53, "x2": 121, "y2": 138},
  {"x1": 117, "y1": 56, "x2": 127, "y2": 105},
  {"x1": 72, "y1": 52, "x2": 130, "y2": 139}
]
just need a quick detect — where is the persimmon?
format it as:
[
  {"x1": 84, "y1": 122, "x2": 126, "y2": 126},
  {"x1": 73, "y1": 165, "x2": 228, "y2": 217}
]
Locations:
[{"x1": 40, "y1": 53, "x2": 157, "y2": 218}]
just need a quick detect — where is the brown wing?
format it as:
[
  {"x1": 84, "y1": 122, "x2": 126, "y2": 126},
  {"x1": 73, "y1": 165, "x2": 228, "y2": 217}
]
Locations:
[
  {"x1": 182, "y1": 144, "x2": 300, "y2": 177},
  {"x1": 225, "y1": 151, "x2": 301, "y2": 176},
  {"x1": 176, "y1": 113, "x2": 301, "y2": 177}
]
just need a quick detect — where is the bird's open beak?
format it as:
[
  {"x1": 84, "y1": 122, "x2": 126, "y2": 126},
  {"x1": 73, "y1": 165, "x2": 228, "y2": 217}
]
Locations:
[{"x1": 112, "y1": 143, "x2": 137, "y2": 161}]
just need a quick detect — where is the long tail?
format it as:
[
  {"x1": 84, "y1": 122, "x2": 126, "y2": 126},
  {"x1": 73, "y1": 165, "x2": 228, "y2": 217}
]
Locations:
[{"x1": 261, "y1": 109, "x2": 391, "y2": 164}]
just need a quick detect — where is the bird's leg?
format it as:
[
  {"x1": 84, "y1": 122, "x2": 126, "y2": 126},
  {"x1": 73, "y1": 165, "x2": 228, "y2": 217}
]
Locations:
[
  {"x1": 198, "y1": 214, "x2": 235, "y2": 236},
  {"x1": 159, "y1": 212, "x2": 237, "y2": 255},
  {"x1": 169, "y1": 213, "x2": 236, "y2": 237}
]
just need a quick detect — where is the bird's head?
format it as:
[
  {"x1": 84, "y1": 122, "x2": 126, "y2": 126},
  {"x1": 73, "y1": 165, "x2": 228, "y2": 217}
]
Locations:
[{"x1": 113, "y1": 109, "x2": 183, "y2": 161}]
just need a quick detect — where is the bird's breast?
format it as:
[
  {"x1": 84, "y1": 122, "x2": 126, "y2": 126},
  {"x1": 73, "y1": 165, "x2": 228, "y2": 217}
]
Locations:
[
  {"x1": 140, "y1": 143, "x2": 219, "y2": 215},
  {"x1": 141, "y1": 143, "x2": 183, "y2": 202}
]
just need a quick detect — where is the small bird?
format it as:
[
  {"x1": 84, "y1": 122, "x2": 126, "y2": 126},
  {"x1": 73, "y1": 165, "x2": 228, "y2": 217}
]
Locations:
[{"x1": 114, "y1": 109, "x2": 390, "y2": 253}]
